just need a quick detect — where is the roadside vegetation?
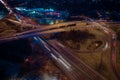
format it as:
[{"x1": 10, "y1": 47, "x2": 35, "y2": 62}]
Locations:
[{"x1": 55, "y1": 30, "x2": 96, "y2": 49}]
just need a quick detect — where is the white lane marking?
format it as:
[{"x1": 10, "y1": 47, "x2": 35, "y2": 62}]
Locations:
[
  {"x1": 58, "y1": 58, "x2": 71, "y2": 70},
  {"x1": 52, "y1": 49, "x2": 72, "y2": 70},
  {"x1": 33, "y1": 37, "x2": 38, "y2": 41},
  {"x1": 51, "y1": 53, "x2": 58, "y2": 60},
  {"x1": 37, "y1": 37, "x2": 46, "y2": 44},
  {"x1": 57, "y1": 42, "x2": 65, "y2": 48},
  {"x1": 60, "y1": 56, "x2": 71, "y2": 68},
  {"x1": 44, "y1": 45, "x2": 51, "y2": 52}
]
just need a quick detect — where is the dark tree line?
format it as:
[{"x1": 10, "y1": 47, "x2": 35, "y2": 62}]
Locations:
[{"x1": 56, "y1": 30, "x2": 95, "y2": 42}]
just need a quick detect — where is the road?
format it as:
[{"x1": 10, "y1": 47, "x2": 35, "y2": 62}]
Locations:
[
  {"x1": 0, "y1": 19, "x2": 80, "y2": 40},
  {"x1": 92, "y1": 22, "x2": 119, "y2": 79},
  {"x1": 1, "y1": 17, "x2": 119, "y2": 77},
  {"x1": 0, "y1": 18, "x2": 119, "y2": 79},
  {"x1": 32, "y1": 36, "x2": 106, "y2": 80},
  {"x1": 0, "y1": 19, "x2": 88, "y2": 41},
  {"x1": 0, "y1": 19, "x2": 108, "y2": 43},
  {"x1": 0, "y1": 19, "x2": 111, "y2": 53},
  {"x1": 32, "y1": 21, "x2": 119, "y2": 80},
  {"x1": 0, "y1": 1, "x2": 119, "y2": 79}
]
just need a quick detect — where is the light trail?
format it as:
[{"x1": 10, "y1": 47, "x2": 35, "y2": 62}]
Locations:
[
  {"x1": 0, "y1": 0, "x2": 119, "y2": 79},
  {"x1": 32, "y1": 36, "x2": 107, "y2": 80}
]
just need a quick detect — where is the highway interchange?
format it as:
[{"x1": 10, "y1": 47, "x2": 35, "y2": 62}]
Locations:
[
  {"x1": 0, "y1": 0, "x2": 119, "y2": 80},
  {"x1": 0, "y1": 18, "x2": 119, "y2": 80},
  {"x1": 0, "y1": 12, "x2": 119, "y2": 80}
]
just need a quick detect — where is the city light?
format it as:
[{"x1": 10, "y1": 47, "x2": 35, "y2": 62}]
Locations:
[
  {"x1": 15, "y1": 7, "x2": 69, "y2": 19},
  {"x1": 15, "y1": 7, "x2": 26, "y2": 11}
]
